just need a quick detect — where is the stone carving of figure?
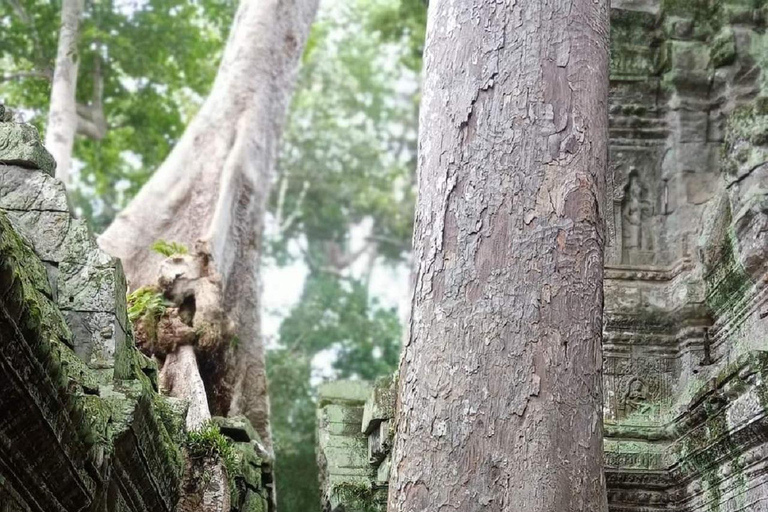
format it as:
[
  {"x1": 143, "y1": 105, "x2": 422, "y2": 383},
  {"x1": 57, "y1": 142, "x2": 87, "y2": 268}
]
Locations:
[
  {"x1": 623, "y1": 377, "x2": 649, "y2": 416},
  {"x1": 622, "y1": 171, "x2": 653, "y2": 260}
]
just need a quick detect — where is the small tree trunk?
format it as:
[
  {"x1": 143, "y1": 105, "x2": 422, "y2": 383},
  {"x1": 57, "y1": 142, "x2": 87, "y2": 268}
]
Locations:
[
  {"x1": 160, "y1": 345, "x2": 212, "y2": 430},
  {"x1": 99, "y1": 0, "x2": 319, "y2": 452},
  {"x1": 45, "y1": 0, "x2": 83, "y2": 184},
  {"x1": 389, "y1": 1, "x2": 610, "y2": 511}
]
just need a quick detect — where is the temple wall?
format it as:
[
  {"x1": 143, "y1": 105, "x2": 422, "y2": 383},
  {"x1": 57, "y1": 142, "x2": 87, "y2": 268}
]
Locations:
[{"x1": 0, "y1": 112, "x2": 270, "y2": 512}]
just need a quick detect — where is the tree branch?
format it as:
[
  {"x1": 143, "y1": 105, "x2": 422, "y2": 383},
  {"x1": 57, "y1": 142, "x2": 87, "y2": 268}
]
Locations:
[
  {"x1": 75, "y1": 51, "x2": 107, "y2": 140},
  {"x1": 280, "y1": 180, "x2": 310, "y2": 233},
  {"x1": 0, "y1": 70, "x2": 53, "y2": 83}
]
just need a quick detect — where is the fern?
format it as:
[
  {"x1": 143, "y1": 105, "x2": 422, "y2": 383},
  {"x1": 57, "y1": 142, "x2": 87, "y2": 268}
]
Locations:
[
  {"x1": 151, "y1": 239, "x2": 189, "y2": 257},
  {"x1": 127, "y1": 286, "x2": 171, "y2": 322}
]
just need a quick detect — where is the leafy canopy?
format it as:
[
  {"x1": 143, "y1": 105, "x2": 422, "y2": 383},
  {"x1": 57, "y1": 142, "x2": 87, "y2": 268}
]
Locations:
[{"x1": 0, "y1": 0, "x2": 236, "y2": 230}]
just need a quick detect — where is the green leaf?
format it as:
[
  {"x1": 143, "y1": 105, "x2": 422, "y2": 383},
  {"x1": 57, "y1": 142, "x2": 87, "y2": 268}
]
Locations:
[{"x1": 150, "y1": 239, "x2": 189, "y2": 257}]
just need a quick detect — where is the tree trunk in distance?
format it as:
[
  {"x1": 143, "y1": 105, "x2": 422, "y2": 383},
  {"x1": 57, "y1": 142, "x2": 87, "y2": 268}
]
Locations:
[
  {"x1": 46, "y1": 0, "x2": 83, "y2": 184},
  {"x1": 98, "y1": 0, "x2": 319, "y2": 451},
  {"x1": 388, "y1": 1, "x2": 610, "y2": 511}
]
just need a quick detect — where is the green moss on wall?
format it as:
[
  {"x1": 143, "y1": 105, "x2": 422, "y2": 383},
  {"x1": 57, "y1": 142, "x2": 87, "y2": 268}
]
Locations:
[{"x1": 332, "y1": 482, "x2": 385, "y2": 512}]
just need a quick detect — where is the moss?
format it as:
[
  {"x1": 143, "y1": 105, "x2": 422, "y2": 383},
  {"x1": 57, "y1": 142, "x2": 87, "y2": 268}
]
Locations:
[
  {"x1": 154, "y1": 396, "x2": 186, "y2": 446},
  {"x1": 332, "y1": 482, "x2": 384, "y2": 512},
  {"x1": 662, "y1": 0, "x2": 722, "y2": 37},
  {"x1": 704, "y1": 225, "x2": 753, "y2": 316},
  {"x1": 711, "y1": 27, "x2": 737, "y2": 68},
  {"x1": 0, "y1": 213, "x2": 72, "y2": 349},
  {"x1": 724, "y1": 106, "x2": 768, "y2": 153}
]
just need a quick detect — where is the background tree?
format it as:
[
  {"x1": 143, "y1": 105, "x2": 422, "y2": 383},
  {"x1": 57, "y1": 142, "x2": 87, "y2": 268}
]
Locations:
[
  {"x1": 389, "y1": 1, "x2": 610, "y2": 511},
  {"x1": 98, "y1": 0, "x2": 319, "y2": 450},
  {"x1": 265, "y1": 1, "x2": 425, "y2": 509},
  {"x1": 45, "y1": 0, "x2": 83, "y2": 183}
]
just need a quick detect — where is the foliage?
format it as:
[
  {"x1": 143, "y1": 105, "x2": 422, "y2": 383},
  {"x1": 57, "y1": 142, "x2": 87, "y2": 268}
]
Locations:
[
  {"x1": 185, "y1": 421, "x2": 241, "y2": 482},
  {"x1": 279, "y1": 273, "x2": 401, "y2": 379},
  {"x1": 368, "y1": 0, "x2": 427, "y2": 72},
  {"x1": 268, "y1": 274, "x2": 401, "y2": 511},
  {"x1": 150, "y1": 239, "x2": 189, "y2": 257},
  {"x1": 333, "y1": 482, "x2": 383, "y2": 512},
  {"x1": 271, "y1": 0, "x2": 419, "y2": 266},
  {"x1": 267, "y1": 350, "x2": 320, "y2": 512},
  {"x1": 0, "y1": 0, "x2": 237, "y2": 231},
  {"x1": 127, "y1": 286, "x2": 169, "y2": 323}
]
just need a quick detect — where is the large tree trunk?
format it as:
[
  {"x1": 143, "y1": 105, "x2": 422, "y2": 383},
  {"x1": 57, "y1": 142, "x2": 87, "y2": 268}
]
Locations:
[
  {"x1": 388, "y1": 1, "x2": 610, "y2": 511},
  {"x1": 45, "y1": 0, "x2": 83, "y2": 184},
  {"x1": 98, "y1": 0, "x2": 319, "y2": 451}
]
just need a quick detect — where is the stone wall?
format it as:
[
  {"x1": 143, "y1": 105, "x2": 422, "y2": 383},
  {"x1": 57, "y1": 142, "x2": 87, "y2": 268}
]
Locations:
[
  {"x1": 316, "y1": 381, "x2": 378, "y2": 512},
  {"x1": 318, "y1": 1, "x2": 768, "y2": 511},
  {"x1": 0, "y1": 111, "x2": 270, "y2": 512}
]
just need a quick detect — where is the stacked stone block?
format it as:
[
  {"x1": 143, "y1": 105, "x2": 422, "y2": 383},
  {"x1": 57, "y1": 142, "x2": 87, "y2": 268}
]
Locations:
[{"x1": 317, "y1": 381, "x2": 379, "y2": 512}]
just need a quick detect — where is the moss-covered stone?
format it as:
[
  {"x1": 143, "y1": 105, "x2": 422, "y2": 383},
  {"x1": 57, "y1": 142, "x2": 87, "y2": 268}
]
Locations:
[
  {"x1": 711, "y1": 26, "x2": 737, "y2": 67},
  {"x1": 0, "y1": 212, "x2": 72, "y2": 349},
  {"x1": 0, "y1": 205, "x2": 187, "y2": 511},
  {"x1": 331, "y1": 482, "x2": 385, "y2": 512}
]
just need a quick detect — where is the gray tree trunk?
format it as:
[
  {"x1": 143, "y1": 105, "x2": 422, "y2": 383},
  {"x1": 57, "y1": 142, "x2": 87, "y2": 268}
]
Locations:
[
  {"x1": 45, "y1": 0, "x2": 83, "y2": 184},
  {"x1": 99, "y1": 0, "x2": 319, "y2": 451},
  {"x1": 388, "y1": 1, "x2": 610, "y2": 511}
]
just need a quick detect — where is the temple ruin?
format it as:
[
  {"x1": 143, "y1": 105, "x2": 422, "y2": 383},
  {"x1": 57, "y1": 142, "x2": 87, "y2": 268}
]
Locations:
[{"x1": 0, "y1": 111, "x2": 271, "y2": 512}]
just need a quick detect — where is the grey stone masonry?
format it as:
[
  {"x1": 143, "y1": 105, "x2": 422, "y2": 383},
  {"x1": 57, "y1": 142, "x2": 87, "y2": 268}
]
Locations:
[
  {"x1": 0, "y1": 112, "x2": 128, "y2": 373},
  {"x1": 0, "y1": 107, "x2": 270, "y2": 512}
]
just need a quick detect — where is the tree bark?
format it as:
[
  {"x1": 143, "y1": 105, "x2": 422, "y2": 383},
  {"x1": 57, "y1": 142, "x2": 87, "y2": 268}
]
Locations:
[
  {"x1": 389, "y1": 1, "x2": 610, "y2": 511},
  {"x1": 160, "y1": 345, "x2": 212, "y2": 430},
  {"x1": 45, "y1": 0, "x2": 83, "y2": 184},
  {"x1": 98, "y1": 0, "x2": 319, "y2": 452}
]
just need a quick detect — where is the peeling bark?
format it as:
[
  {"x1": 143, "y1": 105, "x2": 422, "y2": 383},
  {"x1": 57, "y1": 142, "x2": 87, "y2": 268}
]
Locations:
[
  {"x1": 389, "y1": 1, "x2": 610, "y2": 511},
  {"x1": 45, "y1": 0, "x2": 84, "y2": 184},
  {"x1": 99, "y1": 0, "x2": 319, "y2": 452}
]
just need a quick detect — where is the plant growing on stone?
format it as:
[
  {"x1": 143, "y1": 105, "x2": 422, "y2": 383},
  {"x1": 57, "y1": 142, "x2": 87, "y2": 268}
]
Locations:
[
  {"x1": 150, "y1": 240, "x2": 189, "y2": 258},
  {"x1": 127, "y1": 286, "x2": 170, "y2": 323},
  {"x1": 127, "y1": 286, "x2": 172, "y2": 352},
  {"x1": 185, "y1": 422, "x2": 241, "y2": 476},
  {"x1": 184, "y1": 422, "x2": 243, "y2": 502}
]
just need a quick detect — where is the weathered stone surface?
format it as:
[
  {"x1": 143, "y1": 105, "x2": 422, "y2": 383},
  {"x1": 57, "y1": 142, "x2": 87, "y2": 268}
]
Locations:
[
  {"x1": 6, "y1": 209, "x2": 71, "y2": 262},
  {"x1": 0, "y1": 123, "x2": 55, "y2": 175},
  {"x1": 361, "y1": 375, "x2": 395, "y2": 435},
  {"x1": 63, "y1": 310, "x2": 125, "y2": 368},
  {"x1": 58, "y1": 219, "x2": 124, "y2": 313},
  {"x1": 0, "y1": 165, "x2": 68, "y2": 212},
  {"x1": 317, "y1": 381, "x2": 377, "y2": 512},
  {"x1": 0, "y1": 210, "x2": 183, "y2": 512}
]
